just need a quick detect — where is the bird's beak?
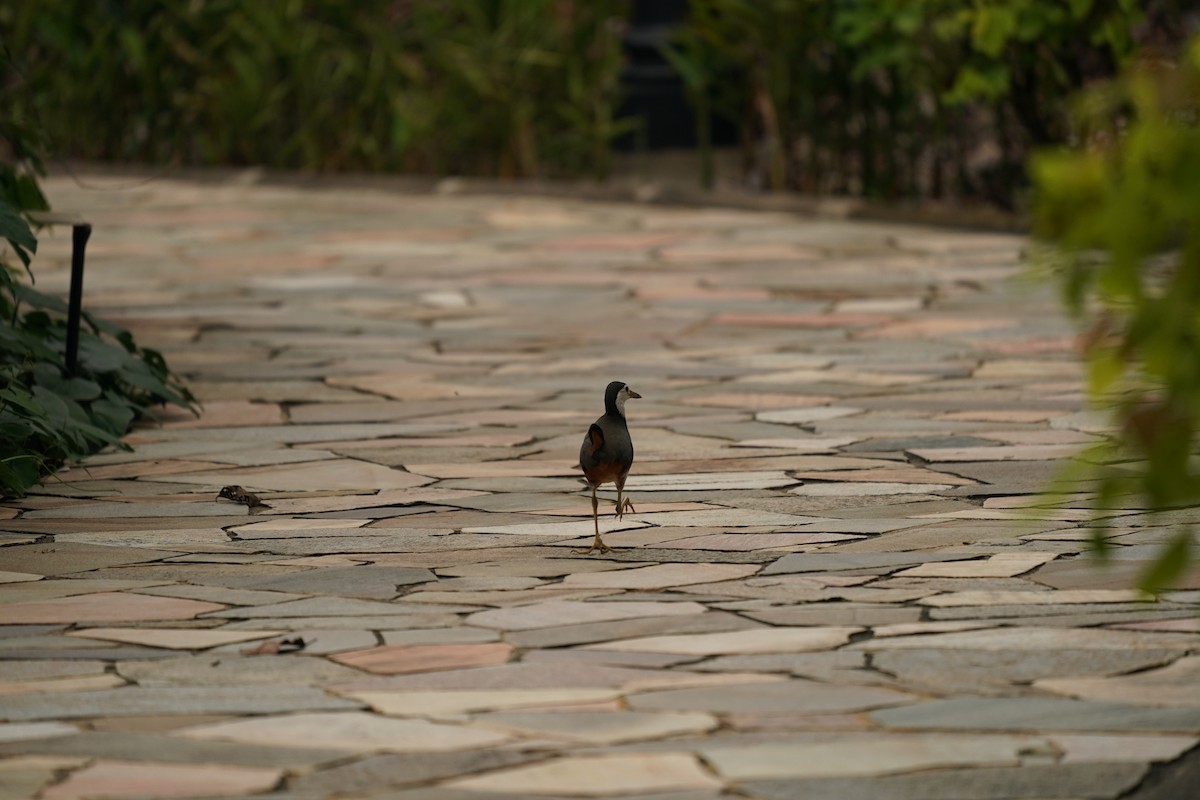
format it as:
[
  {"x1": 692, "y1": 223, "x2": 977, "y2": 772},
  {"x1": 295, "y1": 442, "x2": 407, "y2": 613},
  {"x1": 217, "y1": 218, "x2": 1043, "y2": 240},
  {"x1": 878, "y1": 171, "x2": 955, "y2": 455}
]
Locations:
[{"x1": 627, "y1": 389, "x2": 642, "y2": 399}]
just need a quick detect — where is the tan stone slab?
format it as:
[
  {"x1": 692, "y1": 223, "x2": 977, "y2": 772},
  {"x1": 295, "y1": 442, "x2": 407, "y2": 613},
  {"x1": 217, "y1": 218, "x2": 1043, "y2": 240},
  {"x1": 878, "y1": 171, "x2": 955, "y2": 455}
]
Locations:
[
  {"x1": 702, "y1": 733, "x2": 1041, "y2": 780},
  {"x1": 1050, "y1": 733, "x2": 1199, "y2": 764},
  {"x1": 920, "y1": 589, "x2": 1149, "y2": 607},
  {"x1": 344, "y1": 687, "x2": 623, "y2": 716},
  {"x1": 327, "y1": 373, "x2": 531, "y2": 402},
  {"x1": 0, "y1": 571, "x2": 43, "y2": 584},
  {"x1": 0, "y1": 722, "x2": 80, "y2": 742},
  {"x1": 628, "y1": 509, "x2": 821, "y2": 527},
  {"x1": 756, "y1": 406, "x2": 864, "y2": 424},
  {"x1": 562, "y1": 563, "x2": 759, "y2": 590},
  {"x1": 331, "y1": 642, "x2": 514, "y2": 675},
  {"x1": 154, "y1": 459, "x2": 434, "y2": 491},
  {"x1": 792, "y1": 481, "x2": 953, "y2": 496},
  {"x1": 67, "y1": 628, "x2": 284, "y2": 650},
  {"x1": 586, "y1": 626, "x2": 862, "y2": 655},
  {"x1": 908, "y1": 444, "x2": 1081, "y2": 462},
  {"x1": 1035, "y1": 656, "x2": 1200, "y2": 707},
  {"x1": 405, "y1": 460, "x2": 578, "y2": 478},
  {"x1": 893, "y1": 553, "x2": 1057, "y2": 579},
  {"x1": 735, "y1": 436, "x2": 863, "y2": 451},
  {"x1": 443, "y1": 753, "x2": 720, "y2": 795},
  {"x1": 466, "y1": 600, "x2": 706, "y2": 631},
  {"x1": 624, "y1": 471, "x2": 799, "y2": 491},
  {"x1": 473, "y1": 710, "x2": 718, "y2": 745},
  {"x1": 0, "y1": 674, "x2": 126, "y2": 695},
  {"x1": 41, "y1": 759, "x2": 283, "y2": 800},
  {"x1": 2, "y1": 592, "x2": 225, "y2": 624},
  {"x1": 462, "y1": 519, "x2": 649, "y2": 537},
  {"x1": 178, "y1": 710, "x2": 510, "y2": 752},
  {"x1": 230, "y1": 517, "x2": 371, "y2": 533}
]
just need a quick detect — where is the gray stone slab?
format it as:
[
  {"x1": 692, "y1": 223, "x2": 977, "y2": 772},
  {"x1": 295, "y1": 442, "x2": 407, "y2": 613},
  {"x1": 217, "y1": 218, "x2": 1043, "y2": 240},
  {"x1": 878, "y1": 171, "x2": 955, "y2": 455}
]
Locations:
[
  {"x1": 872, "y1": 648, "x2": 1183, "y2": 695},
  {"x1": 742, "y1": 762, "x2": 1148, "y2": 800},
  {"x1": 871, "y1": 697, "x2": 1200, "y2": 733},
  {"x1": 219, "y1": 566, "x2": 437, "y2": 599},
  {"x1": 287, "y1": 748, "x2": 542, "y2": 794},
  {"x1": 629, "y1": 679, "x2": 915, "y2": 715},
  {"x1": 116, "y1": 653, "x2": 364, "y2": 687},
  {"x1": 0, "y1": 686, "x2": 361, "y2": 721},
  {"x1": 0, "y1": 543, "x2": 182, "y2": 575},
  {"x1": 745, "y1": 605, "x2": 922, "y2": 627},
  {"x1": 0, "y1": 731, "x2": 344, "y2": 769},
  {"x1": 762, "y1": 552, "x2": 968, "y2": 576}
]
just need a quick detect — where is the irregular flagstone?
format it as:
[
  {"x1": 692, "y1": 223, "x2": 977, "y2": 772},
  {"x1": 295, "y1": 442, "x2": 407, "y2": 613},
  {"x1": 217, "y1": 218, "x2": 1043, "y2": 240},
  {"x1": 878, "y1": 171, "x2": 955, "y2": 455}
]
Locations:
[
  {"x1": 756, "y1": 407, "x2": 864, "y2": 424},
  {"x1": 1035, "y1": 655, "x2": 1200, "y2": 707},
  {"x1": 343, "y1": 687, "x2": 624, "y2": 717},
  {"x1": 920, "y1": 589, "x2": 1150, "y2": 607},
  {"x1": 465, "y1": 600, "x2": 706, "y2": 631},
  {"x1": 790, "y1": 482, "x2": 953, "y2": 496},
  {"x1": 908, "y1": 444, "x2": 1082, "y2": 461},
  {"x1": 216, "y1": 565, "x2": 436, "y2": 598},
  {"x1": 178, "y1": 710, "x2": 512, "y2": 752},
  {"x1": 624, "y1": 471, "x2": 799, "y2": 491},
  {"x1": 892, "y1": 552, "x2": 1057, "y2": 578},
  {"x1": 116, "y1": 653, "x2": 364, "y2": 686},
  {"x1": 155, "y1": 459, "x2": 436, "y2": 491},
  {"x1": 202, "y1": 596, "x2": 440, "y2": 619},
  {"x1": 627, "y1": 509, "x2": 822, "y2": 527},
  {"x1": 629, "y1": 679, "x2": 916, "y2": 715},
  {"x1": 1049, "y1": 733, "x2": 1199, "y2": 764},
  {"x1": 851, "y1": 626, "x2": 1200, "y2": 652},
  {"x1": 0, "y1": 674, "x2": 127, "y2": 695},
  {"x1": 742, "y1": 762, "x2": 1148, "y2": 800},
  {"x1": 40, "y1": 759, "x2": 283, "y2": 800},
  {"x1": 0, "y1": 685, "x2": 362, "y2": 721},
  {"x1": 330, "y1": 642, "x2": 514, "y2": 674},
  {"x1": 701, "y1": 733, "x2": 1043, "y2": 780},
  {"x1": 66, "y1": 628, "x2": 283, "y2": 650},
  {"x1": 871, "y1": 697, "x2": 1200, "y2": 732},
  {"x1": 585, "y1": 626, "x2": 862, "y2": 655},
  {"x1": 461, "y1": 519, "x2": 650, "y2": 537},
  {"x1": 0, "y1": 571, "x2": 43, "y2": 584},
  {"x1": 560, "y1": 563, "x2": 760, "y2": 589},
  {"x1": 0, "y1": 722, "x2": 79, "y2": 742},
  {"x1": 2, "y1": 593, "x2": 224, "y2": 624},
  {"x1": 656, "y1": 532, "x2": 863, "y2": 550},
  {"x1": 286, "y1": 748, "x2": 543, "y2": 796},
  {"x1": 472, "y1": 710, "x2": 718, "y2": 745},
  {"x1": 442, "y1": 753, "x2": 721, "y2": 795}
]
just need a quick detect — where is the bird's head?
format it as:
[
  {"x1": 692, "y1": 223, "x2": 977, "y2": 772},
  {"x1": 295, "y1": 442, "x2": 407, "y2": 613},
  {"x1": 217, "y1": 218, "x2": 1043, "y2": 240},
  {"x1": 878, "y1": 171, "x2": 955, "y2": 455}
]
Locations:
[{"x1": 605, "y1": 381, "x2": 642, "y2": 416}]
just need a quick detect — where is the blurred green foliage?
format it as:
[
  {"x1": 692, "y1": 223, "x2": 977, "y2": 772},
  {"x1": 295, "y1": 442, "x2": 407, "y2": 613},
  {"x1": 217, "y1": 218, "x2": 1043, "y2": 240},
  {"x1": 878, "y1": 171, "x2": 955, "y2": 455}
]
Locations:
[
  {"x1": 1032, "y1": 36, "x2": 1200, "y2": 592},
  {"x1": 2, "y1": 0, "x2": 630, "y2": 178},
  {"x1": 669, "y1": 0, "x2": 1162, "y2": 204},
  {"x1": 1, "y1": 88, "x2": 196, "y2": 498}
]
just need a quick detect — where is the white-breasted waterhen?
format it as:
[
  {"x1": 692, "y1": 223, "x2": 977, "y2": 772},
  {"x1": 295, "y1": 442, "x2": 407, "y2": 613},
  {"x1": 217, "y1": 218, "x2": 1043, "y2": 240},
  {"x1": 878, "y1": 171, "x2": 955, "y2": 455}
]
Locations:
[{"x1": 576, "y1": 380, "x2": 641, "y2": 555}]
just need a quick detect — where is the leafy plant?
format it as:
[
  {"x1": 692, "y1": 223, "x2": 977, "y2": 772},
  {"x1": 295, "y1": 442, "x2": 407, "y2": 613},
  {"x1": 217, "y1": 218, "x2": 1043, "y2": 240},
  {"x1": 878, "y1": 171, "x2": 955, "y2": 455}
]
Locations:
[
  {"x1": 670, "y1": 0, "x2": 1153, "y2": 204},
  {"x1": 1032, "y1": 35, "x2": 1200, "y2": 592},
  {"x1": 1, "y1": 51, "x2": 196, "y2": 497},
  {"x1": 2, "y1": 0, "x2": 630, "y2": 179}
]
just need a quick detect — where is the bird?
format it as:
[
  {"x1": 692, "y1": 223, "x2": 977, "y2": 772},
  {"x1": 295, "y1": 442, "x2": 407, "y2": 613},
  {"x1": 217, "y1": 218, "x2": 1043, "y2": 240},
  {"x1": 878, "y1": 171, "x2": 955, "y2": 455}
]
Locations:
[{"x1": 576, "y1": 380, "x2": 641, "y2": 555}]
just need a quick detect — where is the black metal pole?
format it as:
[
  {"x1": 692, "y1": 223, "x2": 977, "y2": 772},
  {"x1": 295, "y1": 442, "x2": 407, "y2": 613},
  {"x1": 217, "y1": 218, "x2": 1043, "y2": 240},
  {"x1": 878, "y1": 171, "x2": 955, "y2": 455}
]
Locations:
[{"x1": 65, "y1": 223, "x2": 92, "y2": 375}]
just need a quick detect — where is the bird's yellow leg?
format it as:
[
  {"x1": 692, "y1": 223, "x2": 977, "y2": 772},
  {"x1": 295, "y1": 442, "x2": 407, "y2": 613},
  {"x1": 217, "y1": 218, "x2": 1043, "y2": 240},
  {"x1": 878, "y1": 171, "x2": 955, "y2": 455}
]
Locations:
[
  {"x1": 615, "y1": 485, "x2": 635, "y2": 518},
  {"x1": 575, "y1": 485, "x2": 613, "y2": 555}
]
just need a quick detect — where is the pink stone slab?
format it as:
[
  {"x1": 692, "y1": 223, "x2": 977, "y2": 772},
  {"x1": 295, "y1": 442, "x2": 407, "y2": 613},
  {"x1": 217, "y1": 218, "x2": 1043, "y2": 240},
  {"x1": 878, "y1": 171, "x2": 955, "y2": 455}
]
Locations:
[
  {"x1": 1035, "y1": 656, "x2": 1200, "y2": 707},
  {"x1": 893, "y1": 553, "x2": 1057, "y2": 579},
  {"x1": 162, "y1": 400, "x2": 283, "y2": 429},
  {"x1": 332, "y1": 642, "x2": 514, "y2": 675},
  {"x1": 42, "y1": 760, "x2": 283, "y2": 800},
  {"x1": 920, "y1": 589, "x2": 1147, "y2": 607},
  {"x1": 2, "y1": 592, "x2": 224, "y2": 624}
]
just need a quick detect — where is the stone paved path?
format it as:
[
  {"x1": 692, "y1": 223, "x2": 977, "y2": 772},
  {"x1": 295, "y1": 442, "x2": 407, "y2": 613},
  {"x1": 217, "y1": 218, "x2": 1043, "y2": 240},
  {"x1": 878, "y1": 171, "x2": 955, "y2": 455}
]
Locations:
[{"x1": 2, "y1": 173, "x2": 1198, "y2": 799}]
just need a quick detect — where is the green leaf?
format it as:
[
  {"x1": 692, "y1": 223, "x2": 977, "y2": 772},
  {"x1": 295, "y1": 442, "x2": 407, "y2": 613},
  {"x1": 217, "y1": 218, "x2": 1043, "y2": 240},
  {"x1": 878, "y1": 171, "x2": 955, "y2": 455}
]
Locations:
[
  {"x1": 1137, "y1": 528, "x2": 1193, "y2": 594},
  {"x1": 0, "y1": 199, "x2": 37, "y2": 271}
]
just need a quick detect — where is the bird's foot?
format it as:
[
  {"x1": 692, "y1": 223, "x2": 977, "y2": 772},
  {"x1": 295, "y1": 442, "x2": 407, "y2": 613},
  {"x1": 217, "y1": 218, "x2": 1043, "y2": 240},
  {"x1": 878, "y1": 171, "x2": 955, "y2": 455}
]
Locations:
[
  {"x1": 574, "y1": 536, "x2": 615, "y2": 556},
  {"x1": 614, "y1": 498, "x2": 635, "y2": 519}
]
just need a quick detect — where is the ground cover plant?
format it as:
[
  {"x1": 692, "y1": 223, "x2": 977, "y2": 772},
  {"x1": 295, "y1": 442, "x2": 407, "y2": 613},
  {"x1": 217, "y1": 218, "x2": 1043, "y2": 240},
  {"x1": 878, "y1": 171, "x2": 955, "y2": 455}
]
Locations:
[{"x1": 0, "y1": 135, "x2": 195, "y2": 497}]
